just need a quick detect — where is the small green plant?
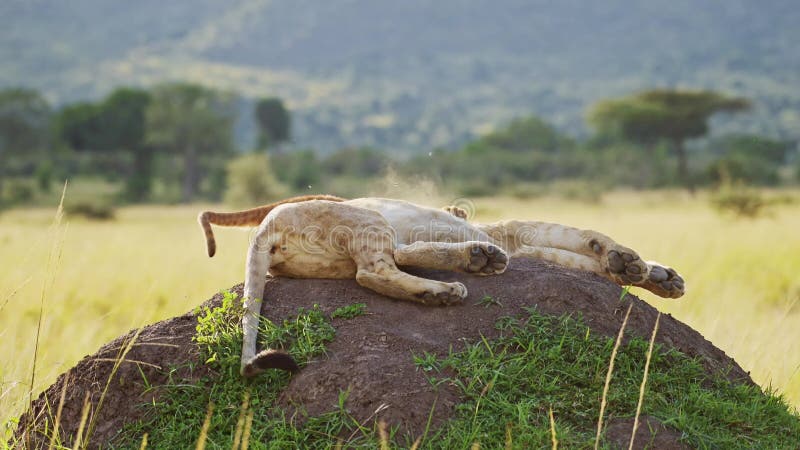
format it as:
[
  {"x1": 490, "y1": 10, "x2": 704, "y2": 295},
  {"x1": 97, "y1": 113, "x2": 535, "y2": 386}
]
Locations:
[
  {"x1": 412, "y1": 351, "x2": 441, "y2": 373},
  {"x1": 194, "y1": 290, "x2": 246, "y2": 369},
  {"x1": 331, "y1": 303, "x2": 367, "y2": 319},
  {"x1": 474, "y1": 295, "x2": 502, "y2": 308}
]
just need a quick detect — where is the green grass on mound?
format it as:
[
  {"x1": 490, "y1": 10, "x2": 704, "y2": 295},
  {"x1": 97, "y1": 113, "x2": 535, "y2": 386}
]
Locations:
[{"x1": 111, "y1": 292, "x2": 800, "y2": 449}]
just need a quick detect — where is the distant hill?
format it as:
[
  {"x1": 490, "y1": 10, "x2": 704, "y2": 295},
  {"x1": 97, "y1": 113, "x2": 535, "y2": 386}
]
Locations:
[{"x1": 2, "y1": 0, "x2": 799, "y2": 152}]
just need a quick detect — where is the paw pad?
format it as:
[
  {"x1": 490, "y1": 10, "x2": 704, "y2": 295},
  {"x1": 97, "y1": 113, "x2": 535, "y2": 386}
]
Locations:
[{"x1": 467, "y1": 243, "x2": 508, "y2": 274}]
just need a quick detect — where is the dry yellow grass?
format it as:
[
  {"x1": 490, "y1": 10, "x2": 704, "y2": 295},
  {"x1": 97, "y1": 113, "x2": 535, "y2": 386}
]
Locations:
[{"x1": 1, "y1": 191, "x2": 799, "y2": 436}]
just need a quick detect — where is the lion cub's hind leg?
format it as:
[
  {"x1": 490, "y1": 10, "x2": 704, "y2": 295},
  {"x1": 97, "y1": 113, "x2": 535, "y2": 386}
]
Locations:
[
  {"x1": 394, "y1": 241, "x2": 508, "y2": 275},
  {"x1": 354, "y1": 250, "x2": 467, "y2": 305}
]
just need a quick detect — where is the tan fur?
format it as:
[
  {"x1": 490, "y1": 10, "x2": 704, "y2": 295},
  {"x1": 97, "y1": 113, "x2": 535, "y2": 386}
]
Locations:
[{"x1": 199, "y1": 196, "x2": 685, "y2": 377}]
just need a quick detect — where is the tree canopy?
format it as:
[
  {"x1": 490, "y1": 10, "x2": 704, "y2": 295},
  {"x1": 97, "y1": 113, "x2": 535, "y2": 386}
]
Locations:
[
  {"x1": 146, "y1": 82, "x2": 236, "y2": 202},
  {"x1": 255, "y1": 97, "x2": 290, "y2": 149},
  {"x1": 588, "y1": 89, "x2": 750, "y2": 190},
  {"x1": 0, "y1": 87, "x2": 51, "y2": 199},
  {"x1": 0, "y1": 87, "x2": 51, "y2": 153}
]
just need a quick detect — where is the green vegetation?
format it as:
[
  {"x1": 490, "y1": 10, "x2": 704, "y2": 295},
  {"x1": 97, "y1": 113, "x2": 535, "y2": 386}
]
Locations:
[
  {"x1": 110, "y1": 295, "x2": 800, "y2": 449},
  {"x1": 1, "y1": 84, "x2": 797, "y2": 207}
]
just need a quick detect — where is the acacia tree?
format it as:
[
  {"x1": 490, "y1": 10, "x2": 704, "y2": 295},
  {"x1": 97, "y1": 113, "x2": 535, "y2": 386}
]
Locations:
[
  {"x1": 0, "y1": 88, "x2": 51, "y2": 197},
  {"x1": 146, "y1": 83, "x2": 236, "y2": 202},
  {"x1": 254, "y1": 97, "x2": 290, "y2": 150},
  {"x1": 588, "y1": 89, "x2": 750, "y2": 191}
]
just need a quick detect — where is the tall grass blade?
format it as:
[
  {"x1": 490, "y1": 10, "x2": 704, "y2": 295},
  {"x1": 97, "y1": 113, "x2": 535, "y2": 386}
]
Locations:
[
  {"x1": 416, "y1": 394, "x2": 437, "y2": 448},
  {"x1": 0, "y1": 276, "x2": 31, "y2": 316},
  {"x1": 46, "y1": 371, "x2": 70, "y2": 450},
  {"x1": 27, "y1": 181, "x2": 68, "y2": 446},
  {"x1": 241, "y1": 410, "x2": 254, "y2": 450},
  {"x1": 139, "y1": 433, "x2": 148, "y2": 450},
  {"x1": 196, "y1": 402, "x2": 214, "y2": 450},
  {"x1": 594, "y1": 297, "x2": 633, "y2": 450},
  {"x1": 378, "y1": 420, "x2": 390, "y2": 450},
  {"x1": 549, "y1": 406, "x2": 558, "y2": 450},
  {"x1": 84, "y1": 327, "x2": 143, "y2": 445},
  {"x1": 232, "y1": 389, "x2": 250, "y2": 450},
  {"x1": 72, "y1": 392, "x2": 91, "y2": 450},
  {"x1": 628, "y1": 312, "x2": 661, "y2": 450}
]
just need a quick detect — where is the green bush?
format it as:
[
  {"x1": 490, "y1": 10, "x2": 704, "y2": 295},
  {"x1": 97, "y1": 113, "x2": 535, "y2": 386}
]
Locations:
[
  {"x1": 223, "y1": 153, "x2": 287, "y2": 207},
  {"x1": 65, "y1": 201, "x2": 116, "y2": 220},
  {"x1": 271, "y1": 150, "x2": 322, "y2": 191},
  {"x1": 710, "y1": 181, "x2": 769, "y2": 219},
  {"x1": 4, "y1": 180, "x2": 35, "y2": 204}
]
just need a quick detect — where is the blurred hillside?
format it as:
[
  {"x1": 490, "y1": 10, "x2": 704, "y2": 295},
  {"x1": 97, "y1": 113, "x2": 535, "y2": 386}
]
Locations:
[{"x1": 2, "y1": 0, "x2": 799, "y2": 153}]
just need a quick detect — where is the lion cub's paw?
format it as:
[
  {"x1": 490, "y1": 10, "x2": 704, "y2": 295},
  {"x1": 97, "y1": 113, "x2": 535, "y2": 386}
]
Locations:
[
  {"x1": 640, "y1": 263, "x2": 685, "y2": 299},
  {"x1": 603, "y1": 246, "x2": 649, "y2": 285},
  {"x1": 420, "y1": 282, "x2": 467, "y2": 306},
  {"x1": 466, "y1": 243, "x2": 509, "y2": 275}
]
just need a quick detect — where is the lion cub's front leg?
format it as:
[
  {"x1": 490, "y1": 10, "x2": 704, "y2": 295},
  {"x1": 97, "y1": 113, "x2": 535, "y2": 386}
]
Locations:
[{"x1": 394, "y1": 241, "x2": 508, "y2": 275}]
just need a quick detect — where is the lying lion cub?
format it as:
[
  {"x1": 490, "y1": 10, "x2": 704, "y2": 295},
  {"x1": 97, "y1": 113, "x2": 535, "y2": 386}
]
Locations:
[{"x1": 199, "y1": 195, "x2": 684, "y2": 377}]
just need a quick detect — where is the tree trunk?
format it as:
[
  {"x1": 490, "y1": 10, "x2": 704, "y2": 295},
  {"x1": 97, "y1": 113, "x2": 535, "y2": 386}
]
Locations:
[
  {"x1": 673, "y1": 139, "x2": 695, "y2": 194},
  {"x1": 182, "y1": 145, "x2": 198, "y2": 203},
  {"x1": 125, "y1": 147, "x2": 153, "y2": 202}
]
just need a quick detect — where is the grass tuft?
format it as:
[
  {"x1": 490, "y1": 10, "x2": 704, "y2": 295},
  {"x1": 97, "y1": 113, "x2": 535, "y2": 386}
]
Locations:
[{"x1": 331, "y1": 303, "x2": 367, "y2": 320}]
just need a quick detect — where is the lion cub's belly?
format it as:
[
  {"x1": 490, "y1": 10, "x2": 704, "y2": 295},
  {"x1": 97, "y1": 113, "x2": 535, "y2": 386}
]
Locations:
[{"x1": 268, "y1": 238, "x2": 357, "y2": 279}]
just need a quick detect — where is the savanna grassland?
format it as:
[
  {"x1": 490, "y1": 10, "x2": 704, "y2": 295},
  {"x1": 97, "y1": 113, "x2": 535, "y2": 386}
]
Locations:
[{"x1": 1, "y1": 189, "x2": 799, "y2": 440}]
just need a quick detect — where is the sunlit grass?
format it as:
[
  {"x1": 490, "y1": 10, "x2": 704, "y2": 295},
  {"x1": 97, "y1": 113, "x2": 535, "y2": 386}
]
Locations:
[{"x1": 1, "y1": 190, "x2": 799, "y2": 437}]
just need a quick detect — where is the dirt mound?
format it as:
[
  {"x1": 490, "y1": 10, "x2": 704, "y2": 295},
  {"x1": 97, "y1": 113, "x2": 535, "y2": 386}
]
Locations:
[{"x1": 16, "y1": 259, "x2": 751, "y2": 448}]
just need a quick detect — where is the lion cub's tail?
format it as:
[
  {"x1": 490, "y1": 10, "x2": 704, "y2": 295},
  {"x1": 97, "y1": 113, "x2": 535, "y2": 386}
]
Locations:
[{"x1": 198, "y1": 194, "x2": 346, "y2": 257}]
